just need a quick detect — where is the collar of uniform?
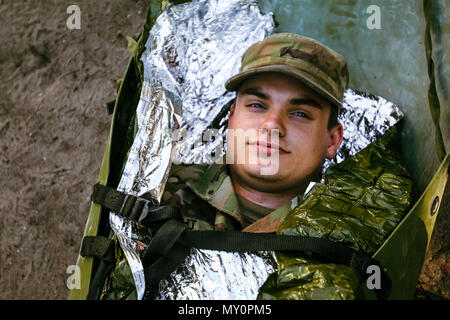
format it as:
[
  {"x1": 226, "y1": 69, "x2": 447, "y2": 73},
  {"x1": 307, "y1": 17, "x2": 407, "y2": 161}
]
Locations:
[
  {"x1": 242, "y1": 195, "x2": 301, "y2": 233},
  {"x1": 186, "y1": 164, "x2": 312, "y2": 232},
  {"x1": 186, "y1": 163, "x2": 243, "y2": 225}
]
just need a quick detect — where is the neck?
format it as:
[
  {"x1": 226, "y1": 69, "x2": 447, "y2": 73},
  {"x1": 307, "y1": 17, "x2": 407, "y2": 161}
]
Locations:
[{"x1": 229, "y1": 168, "x2": 305, "y2": 210}]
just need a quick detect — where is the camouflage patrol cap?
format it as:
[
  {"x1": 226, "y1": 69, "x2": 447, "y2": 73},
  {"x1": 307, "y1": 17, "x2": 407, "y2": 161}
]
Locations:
[{"x1": 225, "y1": 33, "x2": 349, "y2": 109}]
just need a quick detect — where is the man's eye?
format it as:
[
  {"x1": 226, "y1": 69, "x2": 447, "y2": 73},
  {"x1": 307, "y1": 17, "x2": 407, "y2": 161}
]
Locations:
[
  {"x1": 292, "y1": 111, "x2": 310, "y2": 119},
  {"x1": 248, "y1": 103, "x2": 264, "y2": 109}
]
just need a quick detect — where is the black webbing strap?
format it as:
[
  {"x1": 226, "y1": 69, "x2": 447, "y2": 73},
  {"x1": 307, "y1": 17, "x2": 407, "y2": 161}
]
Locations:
[
  {"x1": 143, "y1": 219, "x2": 187, "y2": 266},
  {"x1": 87, "y1": 184, "x2": 181, "y2": 299},
  {"x1": 80, "y1": 236, "x2": 114, "y2": 262},
  {"x1": 181, "y1": 230, "x2": 387, "y2": 285},
  {"x1": 83, "y1": 236, "x2": 116, "y2": 300},
  {"x1": 90, "y1": 183, "x2": 159, "y2": 220},
  {"x1": 86, "y1": 183, "x2": 150, "y2": 300},
  {"x1": 140, "y1": 205, "x2": 182, "y2": 225},
  {"x1": 91, "y1": 183, "x2": 134, "y2": 216},
  {"x1": 143, "y1": 220, "x2": 191, "y2": 298},
  {"x1": 143, "y1": 220, "x2": 392, "y2": 300}
]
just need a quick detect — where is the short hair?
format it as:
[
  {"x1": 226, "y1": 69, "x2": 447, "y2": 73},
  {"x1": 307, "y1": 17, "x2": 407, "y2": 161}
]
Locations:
[{"x1": 328, "y1": 105, "x2": 339, "y2": 130}]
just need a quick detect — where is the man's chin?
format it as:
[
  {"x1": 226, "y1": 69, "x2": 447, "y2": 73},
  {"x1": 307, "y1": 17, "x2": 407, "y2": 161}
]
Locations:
[
  {"x1": 229, "y1": 163, "x2": 309, "y2": 195},
  {"x1": 241, "y1": 167, "x2": 296, "y2": 193},
  {"x1": 241, "y1": 163, "x2": 284, "y2": 181}
]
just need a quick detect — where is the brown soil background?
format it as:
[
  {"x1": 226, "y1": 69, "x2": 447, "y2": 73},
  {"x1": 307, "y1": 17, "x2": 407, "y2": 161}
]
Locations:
[{"x1": 0, "y1": 0, "x2": 448, "y2": 300}]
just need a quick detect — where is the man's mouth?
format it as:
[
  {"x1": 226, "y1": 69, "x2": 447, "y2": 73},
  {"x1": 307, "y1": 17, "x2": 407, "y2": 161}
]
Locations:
[{"x1": 248, "y1": 141, "x2": 290, "y2": 154}]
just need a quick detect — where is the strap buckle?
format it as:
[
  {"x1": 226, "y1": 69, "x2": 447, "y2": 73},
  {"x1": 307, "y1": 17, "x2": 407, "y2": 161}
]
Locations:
[
  {"x1": 120, "y1": 194, "x2": 153, "y2": 221},
  {"x1": 91, "y1": 183, "x2": 157, "y2": 221},
  {"x1": 118, "y1": 194, "x2": 133, "y2": 216}
]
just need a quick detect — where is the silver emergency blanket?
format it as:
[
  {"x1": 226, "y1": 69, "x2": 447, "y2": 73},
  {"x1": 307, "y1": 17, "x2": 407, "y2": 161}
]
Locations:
[
  {"x1": 323, "y1": 89, "x2": 404, "y2": 172},
  {"x1": 155, "y1": 250, "x2": 277, "y2": 300},
  {"x1": 108, "y1": 0, "x2": 404, "y2": 300},
  {"x1": 109, "y1": 0, "x2": 274, "y2": 300}
]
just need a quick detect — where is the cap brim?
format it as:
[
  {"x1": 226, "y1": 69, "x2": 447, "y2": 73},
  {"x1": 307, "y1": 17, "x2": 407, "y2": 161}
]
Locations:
[{"x1": 225, "y1": 65, "x2": 341, "y2": 109}]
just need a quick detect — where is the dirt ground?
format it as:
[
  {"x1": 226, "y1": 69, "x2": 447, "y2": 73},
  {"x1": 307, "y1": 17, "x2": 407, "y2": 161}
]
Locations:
[
  {"x1": 0, "y1": 0, "x2": 448, "y2": 300},
  {"x1": 0, "y1": 0, "x2": 150, "y2": 299}
]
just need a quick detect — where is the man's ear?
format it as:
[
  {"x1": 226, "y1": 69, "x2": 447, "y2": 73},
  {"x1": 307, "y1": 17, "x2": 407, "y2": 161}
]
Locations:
[
  {"x1": 326, "y1": 123, "x2": 343, "y2": 160},
  {"x1": 229, "y1": 102, "x2": 236, "y2": 118}
]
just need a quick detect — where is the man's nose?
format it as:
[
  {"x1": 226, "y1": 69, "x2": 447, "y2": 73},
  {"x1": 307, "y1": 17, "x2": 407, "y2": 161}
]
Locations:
[{"x1": 260, "y1": 109, "x2": 286, "y2": 137}]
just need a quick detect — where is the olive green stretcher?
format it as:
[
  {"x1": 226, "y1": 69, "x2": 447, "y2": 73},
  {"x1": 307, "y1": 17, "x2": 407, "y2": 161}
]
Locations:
[{"x1": 68, "y1": 0, "x2": 449, "y2": 300}]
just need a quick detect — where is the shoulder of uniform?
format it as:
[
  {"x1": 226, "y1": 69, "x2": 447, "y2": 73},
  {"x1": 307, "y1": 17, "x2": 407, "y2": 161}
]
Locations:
[
  {"x1": 185, "y1": 163, "x2": 228, "y2": 196},
  {"x1": 168, "y1": 163, "x2": 209, "y2": 184}
]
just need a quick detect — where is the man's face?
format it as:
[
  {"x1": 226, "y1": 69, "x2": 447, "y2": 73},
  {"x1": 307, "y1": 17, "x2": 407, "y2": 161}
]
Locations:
[{"x1": 226, "y1": 72, "x2": 343, "y2": 194}]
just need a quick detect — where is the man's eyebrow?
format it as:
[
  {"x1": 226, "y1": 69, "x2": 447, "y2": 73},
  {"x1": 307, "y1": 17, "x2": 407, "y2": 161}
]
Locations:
[
  {"x1": 239, "y1": 87, "x2": 268, "y2": 99},
  {"x1": 239, "y1": 87, "x2": 323, "y2": 109},
  {"x1": 290, "y1": 98, "x2": 322, "y2": 109}
]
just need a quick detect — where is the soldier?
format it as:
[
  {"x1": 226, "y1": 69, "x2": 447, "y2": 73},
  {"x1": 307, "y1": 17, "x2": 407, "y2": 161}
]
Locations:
[{"x1": 160, "y1": 33, "x2": 347, "y2": 233}]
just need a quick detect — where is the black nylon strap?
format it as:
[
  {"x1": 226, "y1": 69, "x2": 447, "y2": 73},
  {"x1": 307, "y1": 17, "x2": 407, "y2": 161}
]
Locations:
[
  {"x1": 141, "y1": 205, "x2": 182, "y2": 224},
  {"x1": 86, "y1": 241, "x2": 116, "y2": 300},
  {"x1": 91, "y1": 183, "x2": 157, "y2": 219},
  {"x1": 80, "y1": 236, "x2": 114, "y2": 262},
  {"x1": 141, "y1": 220, "x2": 191, "y2": 299},
  {"x1": 91, "y1": 183, "x2": 131, "y2": 215},
  {"x1": 180, "y1": 231, "x2": 367, "y2": 271},
  {"x1": 143, "y1": 242, "x2": 191, "y2": 299},
  {"x1": 143, "y1": 220, "x2": 187, "y2": 267}
]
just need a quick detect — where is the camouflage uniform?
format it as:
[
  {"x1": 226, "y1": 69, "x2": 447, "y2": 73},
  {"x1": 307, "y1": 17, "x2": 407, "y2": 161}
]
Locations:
[{"x1": 163, "y1": 163, "x2": 302, "y2": 232}]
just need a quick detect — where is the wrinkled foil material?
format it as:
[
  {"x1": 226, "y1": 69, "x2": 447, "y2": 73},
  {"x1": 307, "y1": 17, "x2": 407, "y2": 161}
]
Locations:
[
  {"x1": 155, "y1": 249, "x2": 277, "y2": 300},
  {"x1": 323, "y1": 89, "x2": 404, "y2": 172},
  {"x1": 110, "y1": 0, "x2": 274, "y2": 300},
  {"x1": 108, "y1": 213, "x2": 147, "y2": 299},
  {"x1": 109, "y1": 0, "x2": 405, "y2": 301},
  {"x1": 162, "y1": 0, "x2": 275, "y2": 165}
]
